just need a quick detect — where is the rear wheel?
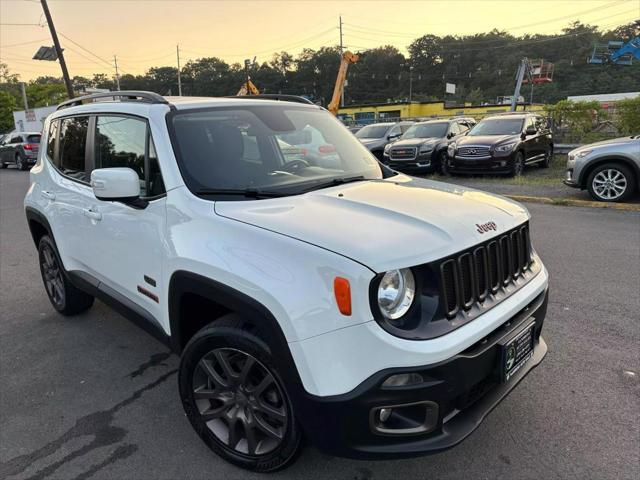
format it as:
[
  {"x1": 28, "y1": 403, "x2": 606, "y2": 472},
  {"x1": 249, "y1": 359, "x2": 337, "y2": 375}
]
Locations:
[
  {"x1": 38, "y1": 235, "x2": 94, "y2": 315},
  {"x1": 16, "y1": 153, "x2": 26, "y2": 171},
  {"x1": 538, "y1": 147, "x2": 552, "y2": 168},
  {"x1": 509, "y1": 151, "x2": 525, "y2": 177},
  {"x1": 0, "y1": 162, "x2": 6, "y2": 169},
  {"x1": 179, "y1": 315, "x2": 302, "y2": 472},
  {"x1": 587, "y1": 163, "x2": 636, "y2": 202}
]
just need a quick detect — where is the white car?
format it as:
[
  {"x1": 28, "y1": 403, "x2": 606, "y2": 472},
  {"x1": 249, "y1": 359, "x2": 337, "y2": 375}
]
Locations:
[{"x1": 25, "y1": 91, "x2": 549, "y2": 472}]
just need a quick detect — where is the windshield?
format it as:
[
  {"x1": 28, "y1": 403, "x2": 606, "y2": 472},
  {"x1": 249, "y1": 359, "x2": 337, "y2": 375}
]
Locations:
[
  {"x1": 469, "y1": 118, "x2": 523, "y2": 136},
  {"x1": 401, "y1": 122, "x2": 448, "y2": 139},
  {"x1": 355, "y1": 124, "x2": 392, "y2": 139},
  {"x1": 169, "y1": 105, "x2": 382, "y2": 197}
]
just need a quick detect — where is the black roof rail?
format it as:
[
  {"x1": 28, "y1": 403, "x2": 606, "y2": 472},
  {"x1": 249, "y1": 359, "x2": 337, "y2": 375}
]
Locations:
[
  {"x1": 227, "y1": 94, "x2": 315, "y2": 105},
  {"x1": 56, "y1": 91, "x2": 169, "y2": 111}
]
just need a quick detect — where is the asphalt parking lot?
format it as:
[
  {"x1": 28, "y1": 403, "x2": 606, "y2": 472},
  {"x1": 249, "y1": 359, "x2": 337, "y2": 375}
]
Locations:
[{"x1": 1, "y1": 167, "x2": 639, "y2": 480}]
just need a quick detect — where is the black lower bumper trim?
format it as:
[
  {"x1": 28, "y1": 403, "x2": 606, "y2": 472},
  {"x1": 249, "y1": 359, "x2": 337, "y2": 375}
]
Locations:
[{"x1": 292, "y1": 290, "x2": 548, "y2": 459}]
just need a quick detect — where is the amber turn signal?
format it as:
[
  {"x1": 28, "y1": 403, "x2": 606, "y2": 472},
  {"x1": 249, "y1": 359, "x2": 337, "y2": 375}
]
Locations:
[{"x1": 333, "y1": 277, "x2": 352, "y2": 316}]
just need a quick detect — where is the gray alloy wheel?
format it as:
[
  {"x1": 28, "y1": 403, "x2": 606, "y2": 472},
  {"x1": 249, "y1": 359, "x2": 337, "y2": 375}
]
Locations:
[
  {"x1": 192, "y1": 347, "x2": 287, "y2": 456},
  {"x1": 15, "y1": 154, "x2": 24, "y2": 171},
  {"x1": 591, "y1": 168, "x2": 628, "y2": 201},
  {"x1": 40, "y1": 241, "x2": 65, "y2": 309}
]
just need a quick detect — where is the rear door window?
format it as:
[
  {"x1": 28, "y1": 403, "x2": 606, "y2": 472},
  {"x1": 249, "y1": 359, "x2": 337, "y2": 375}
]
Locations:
[
  {"x1": 47, "y1": 120, "x2": 58, "y2": 159},
  {"x1": 26, "y1": 135, "x2": 41, "y2": 143},
  {"x1": 58, "y1": 116, "x2": 89, "y2": 181}
]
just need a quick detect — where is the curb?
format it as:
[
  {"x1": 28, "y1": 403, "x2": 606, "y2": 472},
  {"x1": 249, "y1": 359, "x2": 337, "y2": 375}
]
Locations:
[{"x1": 506, "y1": 194, "x2": 640, "y2": 212}]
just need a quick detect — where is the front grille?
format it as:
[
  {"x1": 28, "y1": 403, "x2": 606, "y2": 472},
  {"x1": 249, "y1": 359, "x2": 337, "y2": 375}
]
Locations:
[
  {"x1": 440, "y1": 223, "x2": 533, "y2": 318},
  {"x1": 389, "y1": 147, "x2": 417, "y2": 160},
  {"x1": 458, "y1": 145, "x2": 490, "y2": 157}
]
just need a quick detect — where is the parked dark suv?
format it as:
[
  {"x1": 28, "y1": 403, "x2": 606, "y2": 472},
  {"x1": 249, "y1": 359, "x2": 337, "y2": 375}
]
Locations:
[
  {"x1": 447, "y1": 113, "x2": 553, "y2": 176},
  {"x1": 382, "y1": 117, "x2": 475, "y2": 173},
  {"x1": 0, "y1": 131, "x2": 42, "y2": 170},
  {"x1": 355, "y1": 121, "x2": 414, "y2": 160}
]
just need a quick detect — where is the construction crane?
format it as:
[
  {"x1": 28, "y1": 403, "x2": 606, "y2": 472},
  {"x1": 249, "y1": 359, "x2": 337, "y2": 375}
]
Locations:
[
  {"x1": 589, "y1": 37, "x2": 640, "y2": 65},
  {"x1": 327, "y1": 51, "x2": 359, "y2": 115},
  {"x1": 237, "y1": 79, "x2": 260, "y2": 96}
]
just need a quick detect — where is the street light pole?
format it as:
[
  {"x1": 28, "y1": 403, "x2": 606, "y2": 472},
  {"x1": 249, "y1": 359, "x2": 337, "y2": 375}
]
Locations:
[
  {"x1": 409, "y1": 66, "x2": 414, "y2": 102},
  {"x1": 40, "y1": 0, "x2": 73, "y2": 98}
]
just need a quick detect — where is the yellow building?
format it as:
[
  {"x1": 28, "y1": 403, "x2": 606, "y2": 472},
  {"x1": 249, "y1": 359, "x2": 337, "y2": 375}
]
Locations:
[{"x1": 338, "y1": 100, "x2": 545, "y2": 124}]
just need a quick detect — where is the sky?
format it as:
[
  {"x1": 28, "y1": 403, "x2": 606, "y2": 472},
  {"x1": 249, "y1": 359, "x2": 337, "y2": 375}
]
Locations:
[{"x1": 1, "y1": 0, "x2": 638, "y2": 81}]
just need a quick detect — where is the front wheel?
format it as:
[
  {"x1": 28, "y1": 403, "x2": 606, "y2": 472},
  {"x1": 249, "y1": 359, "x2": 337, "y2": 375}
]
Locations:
[
  {"x1": 179, "y1": 316, "x2": 302, "y2": 472},
  {"x1": 38, "y1": 235, "x2": 94, "y2": 315},
  {"x1": 439, "y1": 151, "x2": 450, "y2": 175},
  {"x1": 509, "y1": 151, "x2": 525, "y2": 177},
  {"x1": 587, "y1": 163, "x2": 636, "y2": 202}
]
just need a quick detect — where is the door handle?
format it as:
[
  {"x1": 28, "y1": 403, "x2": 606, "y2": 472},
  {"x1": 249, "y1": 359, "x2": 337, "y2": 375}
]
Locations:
[
  {"x1": 41, "y1": 190, "x2": 56, "y2": 200},
  {"x1": 83, "y1": 208, "x2": 102, "y2": 221}
]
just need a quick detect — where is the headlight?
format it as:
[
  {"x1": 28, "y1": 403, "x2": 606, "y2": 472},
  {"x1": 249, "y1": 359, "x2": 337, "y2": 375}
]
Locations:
[
  {"x1": 377, "y1": 268, "x2": 416, "y2": 320},
  {"x1": 577, "y1": 149, "x2": 593, "y2": 158},
  {"x1": 447, "y1": 143, "x2": 456, "y2": 156},
  {"x1": 495, "y1": 142, "x2": 516, "y2": 152},
  {"x1": 384, "y1": 143, "x2": 391, "y2": 152},
  {"x1": 419, "y1": 144, "x2": 435, "y2": 154}
]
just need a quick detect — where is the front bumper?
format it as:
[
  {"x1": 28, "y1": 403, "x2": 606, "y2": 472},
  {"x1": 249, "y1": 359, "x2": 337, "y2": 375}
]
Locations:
[
  {"x1": 449, "y1": 153, "x2": 514, "y2": 174},
  {"x1": 294, "y1": 289, "x2": 548, "y2": 459},
  {"x1": 383, "y1": 151, "x2": 438, "y2": 172}
]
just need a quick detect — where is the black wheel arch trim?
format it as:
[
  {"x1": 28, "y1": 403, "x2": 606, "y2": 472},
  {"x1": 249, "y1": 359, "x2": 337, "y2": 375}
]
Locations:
[
  {"x1": 579, "y1": 156, "x2": 640, "y2": 188},
  {"x1": 25, "y1": 207, "x2": 54, "y2": 248},
  {"x1": 168, "y1": 270, "x2": 304, "y2": 387}
]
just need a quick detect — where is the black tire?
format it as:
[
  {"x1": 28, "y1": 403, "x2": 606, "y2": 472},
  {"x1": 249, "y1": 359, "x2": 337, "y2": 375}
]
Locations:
[
  {"x1": 16, "y1": 153, "x2": 27, "y2": 171},
  {"x1": 372, "y1": 150, "x2": 384, "y2": 161},
  {"x1": 0, "y1": 162, "x2": 7, "y2": 169},
  {"x1": 179, "y1": 315, "x2": 302, "y2": 472},
  {"x1": 538, "y1": 147, "x2": 552, "y2": 168},
  {"x1": 438, "y1": 151, "x2": 449, "y2": 175},
  {"x1": 586, "y1": 162, "x2": 636, "y2": 202},
  {"x1": 509, "y1": 151, "x2": 525, "y2": 177},
  {"x1": 38, "y1": 235, "x2": 94, "y2": 315}
]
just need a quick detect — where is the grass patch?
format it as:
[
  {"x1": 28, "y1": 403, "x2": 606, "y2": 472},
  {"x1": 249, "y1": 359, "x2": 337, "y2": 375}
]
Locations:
[{"x1": 551, "y1": 198, "x2": 570, "y2": 206}]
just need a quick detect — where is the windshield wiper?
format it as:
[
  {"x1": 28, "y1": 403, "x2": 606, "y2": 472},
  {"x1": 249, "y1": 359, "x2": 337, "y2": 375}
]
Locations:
[
  {"x1": 195, "y1": 188, "x2": 289, "y2": 199},
  {"x1": 300, "y1": 175, "x2": 367, "y2": 193}
]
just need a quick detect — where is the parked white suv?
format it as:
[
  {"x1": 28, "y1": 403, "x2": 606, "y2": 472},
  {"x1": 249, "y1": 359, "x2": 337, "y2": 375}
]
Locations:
[{"x1": 25, "y1": 92, "x2": 549, "y2": 472}]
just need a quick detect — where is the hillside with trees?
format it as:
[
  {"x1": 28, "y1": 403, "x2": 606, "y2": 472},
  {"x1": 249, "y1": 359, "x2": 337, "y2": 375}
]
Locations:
[{"x1": 1, "y1": 21, "x2": 639, "y2": 132}]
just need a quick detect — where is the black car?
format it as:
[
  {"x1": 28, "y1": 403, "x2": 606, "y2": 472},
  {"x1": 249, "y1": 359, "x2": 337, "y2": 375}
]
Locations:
[
  {"x1": 382, "y1": 118, "x2": 474, "y2": 173},
  {"x1": 0, "y1": 131, "x2": 42, "y2": 170},
  {"x1": 355, "y1": 121, "x2": 415, "y2": 160},
  {"x1": 447, "y1": 113, "x2": 553, "y2": 176}
]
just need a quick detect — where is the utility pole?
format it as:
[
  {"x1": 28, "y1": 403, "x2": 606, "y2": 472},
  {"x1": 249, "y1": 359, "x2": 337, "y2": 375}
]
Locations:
[
  {"x1": 409, "y1": 65, "x2": 414, "y2": 102},
  {"x1": 113, "y1": 55, "x2": 121, "y2": 91},
  {"x1": 176, "y1": 45, "x2": 182, "y2": 96},
  {"x1": 339, "y1": 15, "x2": 345, "y2": 107},
  {"x1": 40, "y1": 0, "x2": 73, "y2": 99},
  {"x1": 20, "y1": 83, "x2": 29, "y2": 111},
  {"x1": 244, "y1": 59, "x2": 251, "y2": 95}
]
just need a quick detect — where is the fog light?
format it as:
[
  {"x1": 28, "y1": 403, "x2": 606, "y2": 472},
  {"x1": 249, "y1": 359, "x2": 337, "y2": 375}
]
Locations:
[
  {"x1": 379, "y1": 408, "x2": 392, "y2": 422},
  {"x1": 381, "y1": 372, "x2": 424, "y2": 388}
]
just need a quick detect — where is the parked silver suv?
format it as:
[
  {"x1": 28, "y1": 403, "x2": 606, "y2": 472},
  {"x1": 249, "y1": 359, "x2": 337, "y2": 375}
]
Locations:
[{"x1": 565, "y1": 136, "x2": 639, "y2": 202}]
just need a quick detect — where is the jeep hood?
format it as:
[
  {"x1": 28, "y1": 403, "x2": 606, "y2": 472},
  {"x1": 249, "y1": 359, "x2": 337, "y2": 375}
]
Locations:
[{"x1": 215, "y1": 176, "x2": 529, "y2": 272}]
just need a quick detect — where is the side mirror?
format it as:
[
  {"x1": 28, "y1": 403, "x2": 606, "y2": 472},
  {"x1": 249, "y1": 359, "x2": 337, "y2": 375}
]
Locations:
[
  {"x1": 525, "y1": 126, "x2": 537, "y2": 136},
  {"x1": 91, "y1": 168, "x2": 146, "y2": 207},
  {"x1": 447, "y1": 132, "x2": 455, "y2": 139},
  {"x1": 388, "y1": 133, "x2": 401, "y2": 140}
]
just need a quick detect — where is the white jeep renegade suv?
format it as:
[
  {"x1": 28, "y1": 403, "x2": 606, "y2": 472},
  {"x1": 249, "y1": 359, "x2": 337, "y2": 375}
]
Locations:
[{"x1": 25, "y1": 91, "x2": 549, "y2": 472}]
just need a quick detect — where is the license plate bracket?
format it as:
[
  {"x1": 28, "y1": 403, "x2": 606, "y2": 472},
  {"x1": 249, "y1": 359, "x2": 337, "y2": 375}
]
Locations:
[{"x1": 499, "y1": 321, "x2": 535, "y2": 382}]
